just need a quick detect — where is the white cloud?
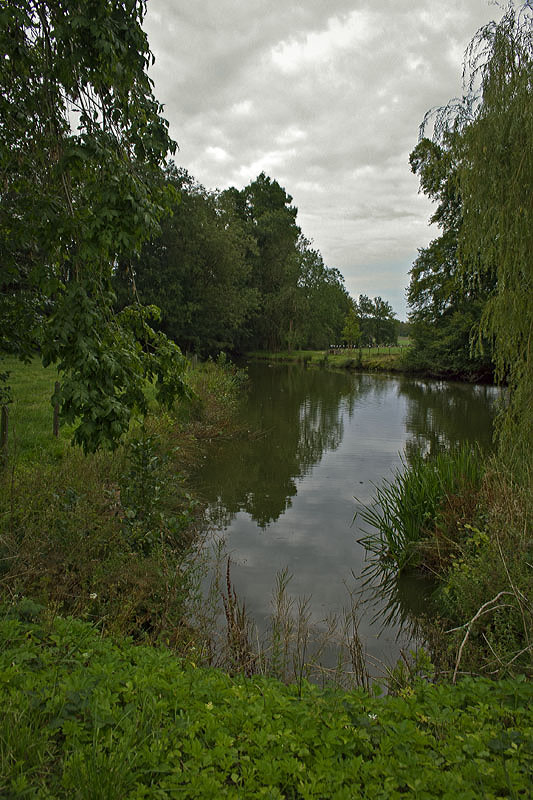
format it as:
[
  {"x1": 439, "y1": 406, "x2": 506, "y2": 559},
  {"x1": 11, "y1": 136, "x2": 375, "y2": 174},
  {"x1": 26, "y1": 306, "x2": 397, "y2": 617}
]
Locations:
[{"x1": 143, "y1": 0, "x2": 504, "y2": 318}]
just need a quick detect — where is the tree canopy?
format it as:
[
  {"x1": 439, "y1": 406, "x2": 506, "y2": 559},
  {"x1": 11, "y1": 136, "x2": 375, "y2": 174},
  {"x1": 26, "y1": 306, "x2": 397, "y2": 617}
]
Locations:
[
  {"x1": 0, "y1": 0, "x2": 187, "y2": 451},
  {"x1": 116, "y1": 170, "x2": 352, "y2": 355},
  {"x1": 413, "y1": 1, "x2": 532, "y2": 469},
  {"x1": 406, "y1": 135, "x2": 494, "y2": 379}
]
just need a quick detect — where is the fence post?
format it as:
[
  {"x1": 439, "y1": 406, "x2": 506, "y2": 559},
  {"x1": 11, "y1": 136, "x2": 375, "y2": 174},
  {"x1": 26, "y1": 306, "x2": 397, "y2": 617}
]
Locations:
[
  {"x1": 1, "y1": 405, "x2": 8, "y2": 467},
  {"x1": 53, "y1": 381, "x2": 60, "y2": 438}
]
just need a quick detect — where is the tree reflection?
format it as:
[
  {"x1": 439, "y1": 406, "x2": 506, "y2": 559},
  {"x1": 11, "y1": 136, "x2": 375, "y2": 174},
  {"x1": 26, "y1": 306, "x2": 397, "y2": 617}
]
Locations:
[
  {"x1": 196, "y1": 364, "x2": 372, "y2": 527},
  {"x1": 398, "y1": 377, "x2": 500, "y2": 462}
]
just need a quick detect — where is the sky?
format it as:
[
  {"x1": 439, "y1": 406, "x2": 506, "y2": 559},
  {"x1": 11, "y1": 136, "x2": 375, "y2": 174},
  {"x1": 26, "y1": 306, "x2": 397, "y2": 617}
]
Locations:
[{"x1": 142, "y1": 0, "x2": 504, "y2": 320}]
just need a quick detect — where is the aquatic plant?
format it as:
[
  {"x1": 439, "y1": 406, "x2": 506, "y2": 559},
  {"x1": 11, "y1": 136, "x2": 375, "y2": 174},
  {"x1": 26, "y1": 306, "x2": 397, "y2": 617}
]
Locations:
[{"x1": 357, "y1": 444, "x2": 485, "y2": 577}]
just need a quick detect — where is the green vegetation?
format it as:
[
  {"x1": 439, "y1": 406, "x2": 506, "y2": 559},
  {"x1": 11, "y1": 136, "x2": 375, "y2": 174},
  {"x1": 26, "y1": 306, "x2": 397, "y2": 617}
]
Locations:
[
  {"x1": 1, "y1": 2, "x2": 532, "y2": 794},
  {"x1": 247, "y1": 347, "x2": 408, "y2": 373},
  {"x1": 358, "y1": 446, "x2": 485, "y2": 575},
  {"x1": 2, "y1": 605, "x2": 533, "y2": 799},
  {"x1": 1, "y1": 0, "x2": 187, "y2": 453},
  {"x1": 113, "y1": 171, "x2": 353, "y2": 356},
  {"x1": 0, "y1": 356, "x2": 245, "y2": 646},
  {"x1": 361, "y1": 450, "x2": 532, "y2": 680},
  {"x1": 356, "y1": 2, "x2": 533, "y2": 680}
]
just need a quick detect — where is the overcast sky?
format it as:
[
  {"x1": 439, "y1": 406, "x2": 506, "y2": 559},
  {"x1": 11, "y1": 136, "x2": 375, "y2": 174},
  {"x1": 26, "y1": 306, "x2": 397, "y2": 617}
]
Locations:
[{"x1": 143, "y1": 0, "x2": 504, "y2": 319}]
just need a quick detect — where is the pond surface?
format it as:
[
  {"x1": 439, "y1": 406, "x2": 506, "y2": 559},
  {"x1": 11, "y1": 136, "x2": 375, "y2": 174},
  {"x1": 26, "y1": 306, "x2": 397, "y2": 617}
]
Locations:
[{"x1": 191, "y1": 363, "x2": 500, "y2": 673}]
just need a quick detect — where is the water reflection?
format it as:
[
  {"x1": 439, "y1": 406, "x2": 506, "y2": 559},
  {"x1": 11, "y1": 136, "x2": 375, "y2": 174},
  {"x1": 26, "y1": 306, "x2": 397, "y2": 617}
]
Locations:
[
  {"x1": 398, "y1": 378, "x2": 499, "y2": 461},
  {"x1": 191, "y1": 364, "x2": 499, "y2": 669},
  {"x1": 197, "y1": 365, "x2": 376, "y2": 527}
]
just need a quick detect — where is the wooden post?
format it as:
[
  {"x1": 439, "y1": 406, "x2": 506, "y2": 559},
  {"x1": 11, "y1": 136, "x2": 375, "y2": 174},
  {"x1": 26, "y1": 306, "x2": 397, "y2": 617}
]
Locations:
[
  {"x1": 1, "y1": 405, "x2": 8, "y2": 466},
  {"x1": 53, "y1": 381, "x2": 60, "y2": 438}
]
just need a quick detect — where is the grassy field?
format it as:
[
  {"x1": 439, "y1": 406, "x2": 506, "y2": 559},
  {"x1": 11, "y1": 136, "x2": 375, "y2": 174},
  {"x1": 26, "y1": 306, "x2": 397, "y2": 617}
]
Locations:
[
  {"x1": 247, "y1": 346, "x2": 410, "y2": 372},
  {"x1": 1, "y1": 355, "x2": 75, "y2": 463}
]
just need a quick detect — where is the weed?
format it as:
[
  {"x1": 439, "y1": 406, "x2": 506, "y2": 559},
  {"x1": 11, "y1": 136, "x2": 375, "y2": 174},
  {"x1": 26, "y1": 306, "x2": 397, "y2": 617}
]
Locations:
[{"x1": 1, "y1": 607, "x2": 532, "y2": 798}]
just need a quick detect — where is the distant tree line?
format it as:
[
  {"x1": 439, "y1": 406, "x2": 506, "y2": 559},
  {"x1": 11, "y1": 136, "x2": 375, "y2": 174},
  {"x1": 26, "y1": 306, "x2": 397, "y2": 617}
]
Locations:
[
  {"x1": 113, "y1": 169, "x2": 359, "y2": 356},
  {"x1": 341, "y1": 295, "x2": 398, "y2": 347}
]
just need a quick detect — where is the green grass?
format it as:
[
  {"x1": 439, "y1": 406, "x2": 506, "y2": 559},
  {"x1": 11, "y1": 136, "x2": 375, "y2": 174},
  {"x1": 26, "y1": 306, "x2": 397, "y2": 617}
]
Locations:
[
  {"x1": 247, "y1": 347, "x2": 410, "y2": 372},
  {"x1": 357, "y1": 445, "x2": 485, "y2": 576},
  {"x1": 0, "y1": 354, "x2": 247, "y2": 647},
  {"x1": 1, "y1": 355, "x2": 74, "y2": 463},
  {"x1": 358, "y1": 447, "x2": 533, "y2": 679},
  {"x1": 1, "y1": 603, "x2": 532, "y2": 799}
]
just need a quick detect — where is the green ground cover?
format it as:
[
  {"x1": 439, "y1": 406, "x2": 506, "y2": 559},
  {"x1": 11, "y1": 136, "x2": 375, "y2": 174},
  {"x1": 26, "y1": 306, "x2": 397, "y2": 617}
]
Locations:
[
  {"x1": 2, "y1": 604, "x2": 532, "y2": 799},
  {"x1": 246, "y1": 348, "x2": 409, "y2": 373},
  {"x1": 0, "y1": 356, "x2": 243, "y2": 645}
]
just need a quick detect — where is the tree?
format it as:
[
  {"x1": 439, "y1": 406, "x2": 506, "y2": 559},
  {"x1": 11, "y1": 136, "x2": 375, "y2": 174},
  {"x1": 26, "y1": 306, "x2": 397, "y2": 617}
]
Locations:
[
  {"x1": 353, "y1": 295, "x2": 397, "y2": 346},
  {"x1": 0, "y1": 0, "x2": 186, "y2": 451},
  {"x1": 424, "y1": 1, "x2": 532, "y2": 466},
  {"x1": 355, "y1": 295, "x2": 375, "y2": 345},
  {"x1": 114, "y1": 167, "x2": 258, "y2": 356},
  {"x1": 341, "y1": 305, "x2": 361, "y2": 347},
  {"x1": 406, "y1": 135, "x2": 494, "y2": 378},
  {"x1": 372, "y1": 297, "x2": 397, "y2": 345},
  {"x1": 293, "y1": 242, "x2": 351, "y2": 350},
  {"x1": 224, "y1": 173, "x2": 301, "y2": 351}
]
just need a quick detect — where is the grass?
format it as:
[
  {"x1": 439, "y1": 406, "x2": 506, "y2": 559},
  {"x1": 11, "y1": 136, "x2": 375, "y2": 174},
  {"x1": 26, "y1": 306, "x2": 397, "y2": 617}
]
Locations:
[
  {"x1": 0, "y1": 354, "x2": 246, "y2": 647},
  {"x1": 1, "y1": 603, "x2": 532, "y2": 799},
  {"x1": 247, "y1": 347, "x2": 410, "y2": 373},
  {"x1": 0, "y1": 355, "x2": 74, "y2": 463},
  {"x1": 357, "y1": 445, "x2": 485, "y2": 576}
]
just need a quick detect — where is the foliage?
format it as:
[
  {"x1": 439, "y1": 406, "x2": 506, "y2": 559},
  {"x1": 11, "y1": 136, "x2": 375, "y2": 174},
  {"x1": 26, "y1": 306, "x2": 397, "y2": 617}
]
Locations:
[
  {"x1": 0, "y1": 0, "x2": 186, "y2": 452},
  {"x1": 42, "y1": 287, "x2": 189, "y2": 452},
  {"x1": 429, "y1": 463, "x2": 533, "y2": 679},
  {"x1": 113, "y1": 169, "x2": 351, "y2": 355},
  {"x1": 0, "y1": 356, "x2": 243, "y2": 644},
  {"x1": 341, "y1": 306, "x2": 361, "y2": 347},
  {"x1": 353, "y1": 295, "x2": 397, "y2": 346},
  {"x1": 1, "y1": 607, "x2": 533, "y2": 798},
  {"x1": 406, "y1": 136, "x2": 494, "y2": 379},
  {"x1": 419, "y1": 2, "x2": 533, "y2": 468},
  {"x1": 114, "y1": 167, "x2": 259, "y2": 356},
  {"x1": 120, "y1": 428, "x2": 197, "y2": 556},
  {"x1": 357, "y1": 445, "x2": 485, "y2": 576}
]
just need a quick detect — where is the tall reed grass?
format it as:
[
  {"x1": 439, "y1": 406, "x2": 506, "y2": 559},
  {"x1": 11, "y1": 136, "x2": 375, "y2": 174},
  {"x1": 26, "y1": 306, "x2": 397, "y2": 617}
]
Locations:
[{"x1": 357, "y1": 445, "x2": 485, "y2": 578}]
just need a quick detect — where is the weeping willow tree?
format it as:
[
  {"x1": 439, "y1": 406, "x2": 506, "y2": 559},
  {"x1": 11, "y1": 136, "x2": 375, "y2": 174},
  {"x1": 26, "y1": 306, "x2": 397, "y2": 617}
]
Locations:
[{"x1": 423, "y1": 2, "x2": 532, "y2": 476}]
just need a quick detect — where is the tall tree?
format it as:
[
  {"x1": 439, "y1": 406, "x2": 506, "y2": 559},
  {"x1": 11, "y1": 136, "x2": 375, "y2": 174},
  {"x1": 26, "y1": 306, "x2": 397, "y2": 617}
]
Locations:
[
  {"x1": 354, "y1": 295, "x2": 397, "y2": 345},
  {"x1": 0, "y1": 0, "x2": 185, "y2": 451},
  {"x1": 425, "y1": 1, "x2": 532, "y2": 466},
  {"x1": 114, "y1": 167, "x2": 258, "y2": 355},
  {"x1": 224, "y1": 173, "x2": 301, "y2": 351},
  {"x1": 294, "y1": 242, "x2": 351, "y2": 350},
  {"x1": 406, "y1": 135, "x2": 494, "y2": 378}
]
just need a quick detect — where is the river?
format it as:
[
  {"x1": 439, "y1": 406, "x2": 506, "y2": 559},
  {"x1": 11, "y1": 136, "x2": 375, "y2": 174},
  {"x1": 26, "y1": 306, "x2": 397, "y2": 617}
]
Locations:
[{"x1": 191, "y1": 363, "x2": 500, "y2": 677}]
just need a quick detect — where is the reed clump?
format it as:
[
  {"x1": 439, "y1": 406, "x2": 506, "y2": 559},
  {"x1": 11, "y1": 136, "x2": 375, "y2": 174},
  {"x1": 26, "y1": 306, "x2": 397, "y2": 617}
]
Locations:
[
  {"x1": 358, "y1": 447, "x2": 532, "y2": 679},
  {"x1": 357, "y1": 444, "x2": 484, "y2": 576}
]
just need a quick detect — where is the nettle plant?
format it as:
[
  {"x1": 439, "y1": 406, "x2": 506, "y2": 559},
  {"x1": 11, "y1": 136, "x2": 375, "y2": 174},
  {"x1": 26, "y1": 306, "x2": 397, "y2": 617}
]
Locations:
[{"x1": 0, "y1": 0, "x2": 187, "y2": 452}]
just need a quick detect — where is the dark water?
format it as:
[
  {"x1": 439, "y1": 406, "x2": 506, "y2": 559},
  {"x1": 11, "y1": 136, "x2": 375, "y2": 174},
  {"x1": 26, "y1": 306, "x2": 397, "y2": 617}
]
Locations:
[{"x1": 192, "y1": 363, "x2": 500, "y2": 671}]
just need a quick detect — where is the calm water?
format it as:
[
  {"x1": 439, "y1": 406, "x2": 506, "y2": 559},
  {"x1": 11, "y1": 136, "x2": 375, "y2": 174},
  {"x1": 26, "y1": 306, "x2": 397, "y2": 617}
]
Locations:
[{"x1": 192, "y1": 363, "x2": 500, "y2": 672}]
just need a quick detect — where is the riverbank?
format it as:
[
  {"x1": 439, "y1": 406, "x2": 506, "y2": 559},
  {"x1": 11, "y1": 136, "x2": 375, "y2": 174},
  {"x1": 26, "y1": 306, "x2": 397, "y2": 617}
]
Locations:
[
  {"x1": 246, "y1": 348, "x2": 496, "y2": 383},
  {"x1": 246, "y1": 348, "x2": 409, "y2": 374},
  {"x1": 0, "y1": 354, "x2": 246, "y2": 647},
  {"x1": 1, "y1": 355, "x2": 532, "y2": 797}
]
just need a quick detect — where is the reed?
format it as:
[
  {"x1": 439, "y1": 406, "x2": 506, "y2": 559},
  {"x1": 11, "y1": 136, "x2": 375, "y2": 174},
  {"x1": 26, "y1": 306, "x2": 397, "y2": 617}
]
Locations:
[{"x1": 357, "y1": 444, "x2": 485, "y2": 578}]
